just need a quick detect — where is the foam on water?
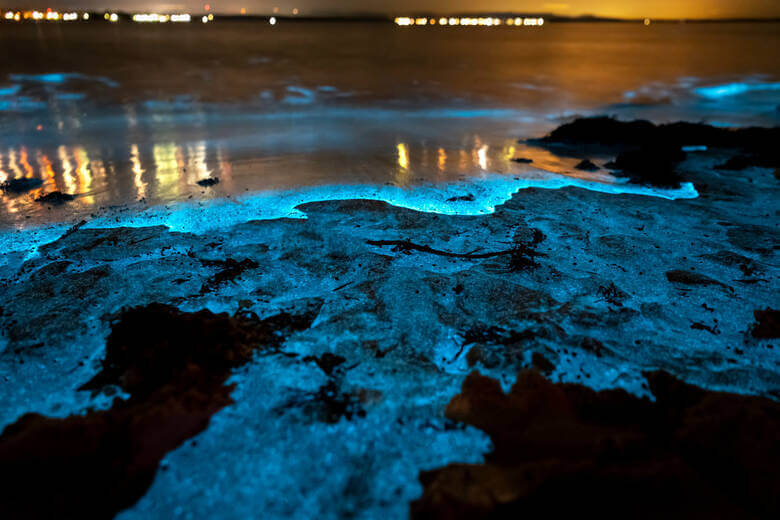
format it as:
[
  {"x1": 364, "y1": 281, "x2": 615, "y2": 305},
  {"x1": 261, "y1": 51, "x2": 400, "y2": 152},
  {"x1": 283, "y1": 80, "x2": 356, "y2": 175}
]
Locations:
[
  {"x1": 8, "y1": 73, "x2": 119, "y2": 88},
  {"x1": 80, "y1": 172, "x2": 697, "y2": 234},
  {"x1": 695, "y1": 81, "x2": 780, "y2": 100}
]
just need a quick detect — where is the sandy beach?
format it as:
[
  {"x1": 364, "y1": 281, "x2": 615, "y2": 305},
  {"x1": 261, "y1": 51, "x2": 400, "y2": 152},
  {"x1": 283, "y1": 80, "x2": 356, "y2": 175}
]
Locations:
[
  {"x1": 1, "y1": 116, "x2": 778, "y2": 517},
  {"x1": 0, "y1": 17, "x2": 778, "y2": 520}
]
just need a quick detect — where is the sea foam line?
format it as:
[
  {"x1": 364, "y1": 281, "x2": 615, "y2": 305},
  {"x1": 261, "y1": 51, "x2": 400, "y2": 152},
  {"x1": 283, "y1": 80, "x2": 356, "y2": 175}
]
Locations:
[{"x1": 81, "y1": 173, "x2": 698, "y2": 234}]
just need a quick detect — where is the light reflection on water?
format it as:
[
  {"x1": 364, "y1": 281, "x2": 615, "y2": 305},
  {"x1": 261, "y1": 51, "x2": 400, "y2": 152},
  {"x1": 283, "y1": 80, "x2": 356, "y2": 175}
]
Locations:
[
  {"x1": 1, "y1": 22, "x2": 777, "y2": 228},
  {"x1": 1, "y1": 126, "x2": 629, "y2": 229}
]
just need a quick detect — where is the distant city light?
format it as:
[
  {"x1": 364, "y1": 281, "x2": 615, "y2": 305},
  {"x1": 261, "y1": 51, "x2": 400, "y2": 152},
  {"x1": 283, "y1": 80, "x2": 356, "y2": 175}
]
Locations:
[
  {"x1": 204, "y1": 4, "x2": 210, "y2": 12},
  {"x1": 207, "y1": 13, "x2": 214, "y2": 20},
  {"x1": 292, "y1": 8, "x2": 299, "y2": 15},
  {"x1": 395, "y1": 15, "x2": 544, "y2": 28},
  {"x1": 269, "y1": 16, "x2": 277, "y2": 25},
  {"x1": 240, "y1": 8, "x2": 246, "y2": 15},
  {"x1": 644, "y1": 18, "x2": 652, "y2": 25},
  {"x1": 109, "y1": 13, "x2": 118, "y2": 22},
  {"x1": 201, "y1": 15, "x2": 208, "y2": 23},
  {"x1": 83, "y1": 13, "x2": 89, "y2": 20},
  {"x1": 273, "y1": 7, "x2": 279, "y2": 14},
  {"x1": 132, "y1": 13, "x2": 191, "y2": 23}
]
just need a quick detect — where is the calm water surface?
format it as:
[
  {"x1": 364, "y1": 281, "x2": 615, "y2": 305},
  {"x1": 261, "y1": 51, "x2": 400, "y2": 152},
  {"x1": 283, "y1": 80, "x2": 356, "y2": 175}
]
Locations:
[{"x1": 1, "y1": 21, "x2": 778, "y2": 227}]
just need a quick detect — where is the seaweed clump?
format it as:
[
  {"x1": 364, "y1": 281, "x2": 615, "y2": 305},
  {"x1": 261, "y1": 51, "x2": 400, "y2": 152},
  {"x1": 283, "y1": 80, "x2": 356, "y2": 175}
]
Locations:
[
  {"x1": 412, "y1": 370, "x2": 780, "y2": 519},
  {"x1": 0, "y1": 302, "x2": 319, "y2": 519}
]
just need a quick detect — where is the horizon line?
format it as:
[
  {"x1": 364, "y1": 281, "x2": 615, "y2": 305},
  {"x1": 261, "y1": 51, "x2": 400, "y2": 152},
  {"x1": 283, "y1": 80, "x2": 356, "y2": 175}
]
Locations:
[{"x1": 1, "y1": 8, "x2": 778, "y2": 23}]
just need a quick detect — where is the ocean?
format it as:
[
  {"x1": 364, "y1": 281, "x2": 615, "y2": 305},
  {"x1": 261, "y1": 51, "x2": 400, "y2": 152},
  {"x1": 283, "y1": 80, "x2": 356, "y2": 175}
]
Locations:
[{"x1": 1, "y1": 20, "x2": 778, "y2": 227}]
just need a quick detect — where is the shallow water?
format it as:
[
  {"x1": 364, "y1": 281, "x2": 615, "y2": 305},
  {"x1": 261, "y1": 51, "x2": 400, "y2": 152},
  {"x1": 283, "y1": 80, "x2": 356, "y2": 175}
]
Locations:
[{"x1": 0, "y1": 21, "x2": 778, "y2": 228}]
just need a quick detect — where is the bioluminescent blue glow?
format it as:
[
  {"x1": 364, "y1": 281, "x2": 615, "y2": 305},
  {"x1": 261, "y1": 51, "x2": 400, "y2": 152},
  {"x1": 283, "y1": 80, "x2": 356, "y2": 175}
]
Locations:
[
  {"x1": 8, "y1": 73, "x2": 119, "y2": 88},
  {"x1": 695, "y1": 81, "x2": 780, "y2": 99},
  {"x1": 0, "y1": 85, "x2": 21, "y2": 97},
  {"x1": 283, "y1": 86, "x2": 317, "y2": 105},
  {"x1": 74, "y1": 173, "x2": 697, "y2": 234}
]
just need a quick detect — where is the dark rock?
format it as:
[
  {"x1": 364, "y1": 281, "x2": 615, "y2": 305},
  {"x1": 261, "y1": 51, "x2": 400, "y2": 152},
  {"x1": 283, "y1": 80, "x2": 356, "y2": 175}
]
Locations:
[
  {"x1": 751, "y1": 309, "x2": 779, "y2": 339},
  {"x1": 196, "y1": 177, "x2": 220, "y2": 187},
  {"x1": 0, "y1": 303, "x2": 319, "y2": 519},
  {"x1": 0, "y1": 177, "x2": 43, "y2": 194},
  {"x1": 35, "y1": 191, "x2": 76, "y2": 204},
  {"x1": 536, "y1": 117, "x2": 780, "y2": 158},
  {"x1": 605, "y1": 147, "x2": 686, "y2": 187},
  {"x1": 411, "y1": 370, "x2": 780, "y2": 518},
  {"x1": 532, "y1": 117, "x2": 780, "y2": 187},
  {"x1": 574, "y1": 159, "x2": 600, "y2": 171},
  {"x1": 535, "y1": 117, "x2": 658, "y2": 147}
]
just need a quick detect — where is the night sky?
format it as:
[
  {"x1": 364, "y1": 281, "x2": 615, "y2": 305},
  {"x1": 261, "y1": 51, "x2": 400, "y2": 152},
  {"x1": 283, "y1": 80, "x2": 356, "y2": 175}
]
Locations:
[{"x1": 2, "y1": 1, "x2": 779, "y2": 19}]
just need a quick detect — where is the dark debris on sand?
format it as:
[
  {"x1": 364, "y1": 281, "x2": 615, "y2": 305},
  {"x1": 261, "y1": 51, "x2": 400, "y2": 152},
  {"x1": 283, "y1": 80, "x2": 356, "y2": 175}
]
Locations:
[
  {"x1": 532, "y1": 117, "x2": 780, "y2": 188},
  {"x1": 0, "y1": 302, "x2": 319, "y2": 519},
  {"x1": 411, "y1": 370, "x2": 780, "y2": 519},
  {"x1": 35, "y1": 191, "x2": 76, "y2": 204},
  {"x1": 200, "y1": 258, "x2": 260, "y2": 293},
  {"x1": 665, "y1": 269, "x2": 732, "y2": 292},
  {"x1": 196, "y1": 177, "x2": 220, "y2": 187}
]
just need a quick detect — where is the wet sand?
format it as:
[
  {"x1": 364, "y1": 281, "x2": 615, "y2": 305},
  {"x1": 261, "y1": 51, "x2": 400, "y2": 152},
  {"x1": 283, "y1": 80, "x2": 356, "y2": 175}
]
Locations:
[{"x1": 0, "y1": 120, "x2": 777, "y2": 517}]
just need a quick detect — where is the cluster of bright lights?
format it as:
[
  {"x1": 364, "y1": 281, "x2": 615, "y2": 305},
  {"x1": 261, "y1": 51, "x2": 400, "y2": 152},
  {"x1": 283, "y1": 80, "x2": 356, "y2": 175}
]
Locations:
[
  {"x1": 1, "y1": 9, "x2": 93, "y2": 21},
  {"x1": 132, "y1": 13, "x2": 191, "y2": 23},
  {"x1": 201, "y1": 13, "x2": 214, "y2": 23},
  {"x1": 395, "y1": 16, "x2": 544, "y2": 27}
]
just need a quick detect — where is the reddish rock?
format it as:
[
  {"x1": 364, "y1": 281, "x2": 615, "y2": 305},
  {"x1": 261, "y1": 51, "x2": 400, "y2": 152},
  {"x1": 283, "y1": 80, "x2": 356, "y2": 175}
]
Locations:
[
  {"x1": 412, "y1": 370, "x2": 780, "y2": 519},
  {"x1": 0, "y1": 303, "x2": 318, "y2": 519}
]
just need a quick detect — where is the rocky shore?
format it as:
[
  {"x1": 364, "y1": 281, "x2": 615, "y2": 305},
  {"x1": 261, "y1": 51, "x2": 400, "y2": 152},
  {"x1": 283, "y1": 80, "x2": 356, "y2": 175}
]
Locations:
[{"x1": 0, "y1": 118, "x2": 777, "y2": 519}]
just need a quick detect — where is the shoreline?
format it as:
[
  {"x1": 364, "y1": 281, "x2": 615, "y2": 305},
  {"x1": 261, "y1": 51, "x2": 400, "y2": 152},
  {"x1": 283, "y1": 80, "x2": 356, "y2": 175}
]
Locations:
[{"x1": 0, "y1": 117, "x2": 778, "y2": 518}]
